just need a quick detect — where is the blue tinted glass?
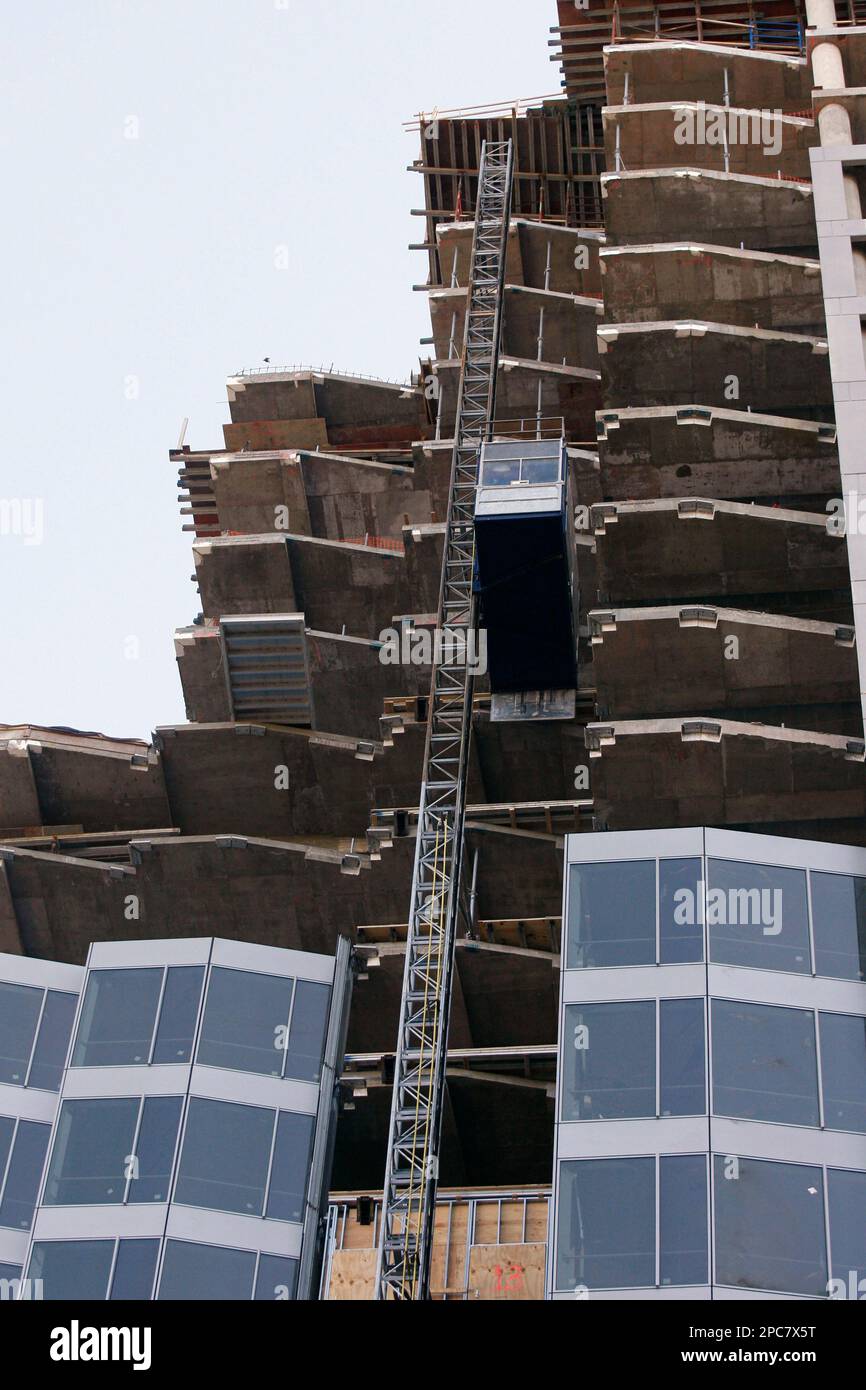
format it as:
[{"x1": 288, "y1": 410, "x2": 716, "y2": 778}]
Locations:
[
  {"x1": 286, "y1": 981, "x2": 330, "y2": 1082},
  {"x1": 556, "y1": 1157, "x2": 655, "y2": 1291},
  {"x1": 152, "y1": 966, "x2": 204, "y2": 1065},
  {"x1": 197, "y1": 968, "x2": 293, "y2": 1077},
  {"x1": 0, "y1": 1121, "x2": 50, "y2": 1229},
  {"x1": 561, "y1": 1002, "x2": 655, "y2": 1120},
  {"x1": 707, "y1": 859, "x2": 809, "y2": 974},
  {"x1": 659, "y1": 858, "x2": 703, "y2": 963},
  {"x1": 0, "y1": 1263, "x2": 22, "y2": 1299},
  {"x1": 127, "y1": 1096, "x2": 182, "y2": 1204},
  {"x1": 713, "y1": 1155, "x2": 827, "y2": 1297},
  {"x1": 811, "y1": 871, "x2": 866, "y2": 981},
  {"x1": 0, "y1": 981, "x2": 42, "y2": 1085},
  {"x1": 158, "y1": 1240, "x2": 256, "y2": 1301},
  {"x1": 265, "y1": 1110, "x2": 315, "y2": 1222},
  {"x1": 27, "y1": 990, "x2": 77, "y2": 1091},
  {"x1": 820, "y1": 1012, "x2": 866, "y2": 1133},
  {"x1": 660, "y1": 1155, "x2": 707, "y2": 1285},
  {"x1": 254, "y1": 1254, "x2": 299, "y2": 1300},
  {"x1": 174, "y1": 1097, "x2": 274, "y2": 1217},
  {"x1": 712, "y1": 999, "x2": 819, "y2": 1127},
  {"x1": 0, "y1": 1115, "x2": 14, "y2": 1184},
  {"x1": 28, "y1": 1240, "x2": 115, "y2": 1300},
  {"x1": 110, "y1": 1240, "x2": 160, "y2": 1300},
  {"x1": 72, "y1": 968, "x2": 163, "y2": 1066},
  {"x1": 660, "y1": 998, "x2": 705, "y2": 1116},
  {"x1": 567, "y1": 861, "x2": 656, "y2": 968},
  {"x1": 43, "y1": 1098, "x2": 139, "y2": 1205},
  {"x1": 827, "y1": 1168, "x2": 866, "y2": 1290}
]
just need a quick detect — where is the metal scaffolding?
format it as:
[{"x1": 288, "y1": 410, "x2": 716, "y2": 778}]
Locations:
[{"x1": 375, "y1": 139, "x2": 514, "y2": 1301}]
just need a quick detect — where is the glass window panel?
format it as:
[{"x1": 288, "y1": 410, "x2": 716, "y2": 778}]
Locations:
[
  {"x1": 561, "y1": 1002, "x2": 655, "y2": 1120},
  {"x1": 0, "y1": 1264, "x2": 22, "y2": 1300},
  {"x1": 28, "y1": 1240, "x2": 115, "y2": 1301},
  {"x1": 659, "y1": 857, "x2": 704, "y2": 963},
  {"x1": 72, "y1": 968, "x2": 163, "y2": 1067},
  {"x1": 707, "y1": 859, "x2": 809, "y2": 974},
  {"x1": 109, "y1": 1239, "x2": 160, "y2": 1300},
  {"x1": 43, "y1": 1098, "x2": 139, "y2": 1206},
  {"x1": 521, "y1": 454, "x2": 559, "y2": 484},
  {"x1": 660, "y1": 999, "x2": 706, "y2": 1116},
  {"x1": 285, "y1": 981, "x2": 330, "y2": 1082},
  {"x1": 197, "y1": 967, "x2": 294, "y2": 1077},
  {"x1": 27, "y1": 990, "x2": 77, "y2": 1091},
  {"x1": 819, "y1": 1012, "x2": 866, "y2": 1133},
  {"x1": 127, "y1": 1095, "x2": 182, "y2": 1204},
  {"x1": 0, "y1": 981, "x2": 42, "y2": 1085},
  {"x1": 660, "y1": 1154, "x2": 708, "y2": 1286},
  {"x1": 151, "y1": 966, "x2": 204, "y2": 1065},
  {"x1": 713, "y1": 1155, "x2": 827, "y2": 1297},
  {"x1": 0, "y1": 1120, "x2": 50, "y2": 1229},
  {"x1": 174, "y1": 1097, "x2": 274, "y2": 1217},
  {"x1": 0, "y1": 1115, "x2": 14, "y2": 1185},
  {"x1": 482, "y1": 456, "x2": 520, "y2": 486},
  {"x1": 254, "y1": 1254, "x2": 299, "y2": 1301},
  {"x1": 566, "y1": 860, "x2": 656, "y2": 969},
  {"x1": 827, "y1": 1168, "x2": 866, "y2": 1292},
  {"x1": 158, "y1": 1239, "x2": 256, "y2": 1301},
  {"x1": 265, "y1": 1110, "x2": 315, "y2": 1222},
  {"x1": 812, "y1": 872, "x2": 866, "y2": 982},
  {"x1": 555, "y1": 1157, "x2": 655, "y2": 1291},
  {"x1": 711, "y1": 999, "x2": 819, "y2": 1127}
]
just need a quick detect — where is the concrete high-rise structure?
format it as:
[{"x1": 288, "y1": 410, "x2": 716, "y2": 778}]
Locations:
[{"x1": 3, "y1": 2, "x2": 866, "y2": 1299}]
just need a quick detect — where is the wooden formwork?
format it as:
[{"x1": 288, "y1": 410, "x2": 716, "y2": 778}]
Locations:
[{"x1": 323, "y1": 1188, "x2": 550, "y2": 1301}]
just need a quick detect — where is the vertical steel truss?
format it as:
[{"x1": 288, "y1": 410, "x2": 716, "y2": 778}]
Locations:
[{"x1": 375, "y1": 140, "x2": 514, "y2": 1301}]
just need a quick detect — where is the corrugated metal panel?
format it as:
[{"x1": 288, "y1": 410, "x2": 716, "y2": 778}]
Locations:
[{"x1": 219, "y1": 615, "x2": 313, "y2": 727}]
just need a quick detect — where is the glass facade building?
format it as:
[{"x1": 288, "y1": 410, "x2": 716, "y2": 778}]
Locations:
[
  {"x1": 0, "y1": 953, "x2": 83, "y2": 1297},
  {"x1": 548, "y1": 827, "x2": 866, "y2": 1301},
  {"x1": 0, "y1": 935, "x2": 350, "y2": 1301}
]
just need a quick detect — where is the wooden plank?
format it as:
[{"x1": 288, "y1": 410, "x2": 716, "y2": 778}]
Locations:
[{"x1": 468, "y1": 1243, "x2": 546, "y2": 1301}]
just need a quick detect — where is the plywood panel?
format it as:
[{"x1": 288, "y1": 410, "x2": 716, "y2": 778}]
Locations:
[
  {"x1": 467, "y1": 1243, "x2": 546, "y2": 1301},
  {"x1": 327, "y1": 1249, "x2": 377, "y2": 1300}
]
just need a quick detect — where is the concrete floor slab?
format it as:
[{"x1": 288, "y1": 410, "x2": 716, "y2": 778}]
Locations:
[
  {"x1": 600, "y1": 243, "x2": 823, "y2": 332},
  {"x1": 224, "y1": 370, "x2": 429, "y2": 453},
  {"x1": 429, "y1": 284, "x2": 601, "y2": 368},
  {"x1": 604, "y1": 40, "x2": 811, "y2": 111},
  {"x1": 192, "y1": 530, "x2": 442, "y2": 638},
  {"x1": 598, "y1": 319, "x2": 831, "y2": 411},
  {"x1": 602, "y1": 102, "x2": 817, "y2": 181},
  {"x1": 0, "y1": 728, "x2": 169, "y2": 835},
  {"x1": 435, "y1": 356, "x2": 601, "y2": 442},
  {"x1": 585, "y1": 717, "x2": 866, "y2": 834},
  {"x1": 595, "y1": 405, "x2": 838, "y2": 502},
  {"x1": 602, "y1": 169, "x2": 816, "y2": 251},
  {"x1": 589, "y1": 604, "x2": 859, "y2": 719},
  {"x1": 434, "y1": 219, "x2": 604, "y2": 297},
  {"x1": 591, "y1": 497, "x2": 849, "y2": 603}
]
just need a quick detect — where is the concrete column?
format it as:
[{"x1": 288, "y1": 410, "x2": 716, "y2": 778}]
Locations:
[
  {"x1": 806, "y1": 0, "x2": 837, "y2": 25},
  {"x1": 812, "y1": 40, "x2": 846, "y2": 89},
  {"x1": 818, "y1": 101, "x2": 853, "y2": 146}
]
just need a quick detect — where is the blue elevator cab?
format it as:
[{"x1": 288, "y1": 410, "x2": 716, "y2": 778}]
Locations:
[{"x1": 473, "y1": 438, "x2": 577, "y2": 695}]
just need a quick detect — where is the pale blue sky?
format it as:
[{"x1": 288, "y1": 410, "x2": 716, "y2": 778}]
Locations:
[{"x1": 0, "y1": 1, "x2": 556, "y2": 738}]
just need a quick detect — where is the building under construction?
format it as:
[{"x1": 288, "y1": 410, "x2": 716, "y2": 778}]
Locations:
[{"x1": 2, "y1": 0, "x2": 866, "y2": 1302}]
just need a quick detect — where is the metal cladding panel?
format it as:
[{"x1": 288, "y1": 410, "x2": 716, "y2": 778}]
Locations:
[{"x1": 219, "y1": 615, "x2": 313, "y2": 727}]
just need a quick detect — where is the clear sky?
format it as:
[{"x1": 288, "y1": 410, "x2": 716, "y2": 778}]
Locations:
[{"x1": 0, "y1": 1, "x2": 557, "y2": 739}]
